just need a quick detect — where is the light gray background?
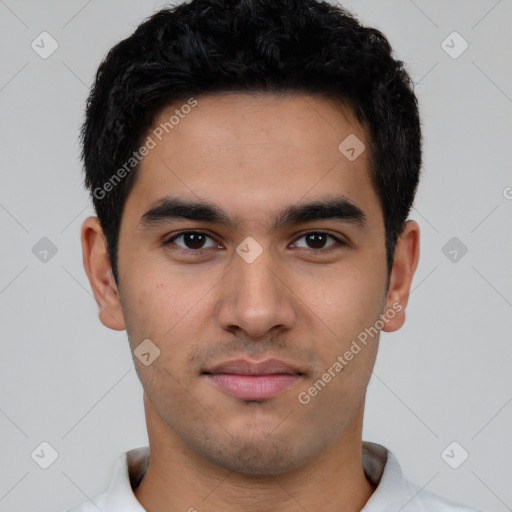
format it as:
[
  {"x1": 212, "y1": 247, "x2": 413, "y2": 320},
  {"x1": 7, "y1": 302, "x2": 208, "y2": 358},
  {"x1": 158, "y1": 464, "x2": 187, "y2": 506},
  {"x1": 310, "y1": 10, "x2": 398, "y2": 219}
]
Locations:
[{"x1": 0, "y1": 1, "x2": 511, "y2": 511}]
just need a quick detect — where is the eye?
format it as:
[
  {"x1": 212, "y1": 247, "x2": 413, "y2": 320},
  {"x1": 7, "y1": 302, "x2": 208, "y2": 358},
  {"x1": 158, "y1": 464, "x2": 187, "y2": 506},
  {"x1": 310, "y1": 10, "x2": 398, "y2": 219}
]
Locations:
[
  {"x1": 163, "y1": 230, "x2": 346, "y2": 254},
  {"x1": 164, "y1": 230, "x2": 219, "y2": 251},
  {"x1": 291, "y1": 232, "x2": 345, "y2": 251}
]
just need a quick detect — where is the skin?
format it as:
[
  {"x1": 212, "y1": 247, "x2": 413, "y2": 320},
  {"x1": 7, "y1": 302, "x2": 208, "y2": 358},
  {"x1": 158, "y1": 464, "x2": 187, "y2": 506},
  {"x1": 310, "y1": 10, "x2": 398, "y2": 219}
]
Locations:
[{"x1": 81, "y1": 92, "x2": 420, "y2": 512}]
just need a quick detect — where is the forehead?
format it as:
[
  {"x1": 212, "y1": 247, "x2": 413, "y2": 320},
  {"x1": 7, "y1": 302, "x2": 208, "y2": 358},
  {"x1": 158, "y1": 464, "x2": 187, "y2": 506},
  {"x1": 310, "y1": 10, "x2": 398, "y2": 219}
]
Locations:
[{"x1": 122, "y1": 92, "x2": 381, "y2": 231}]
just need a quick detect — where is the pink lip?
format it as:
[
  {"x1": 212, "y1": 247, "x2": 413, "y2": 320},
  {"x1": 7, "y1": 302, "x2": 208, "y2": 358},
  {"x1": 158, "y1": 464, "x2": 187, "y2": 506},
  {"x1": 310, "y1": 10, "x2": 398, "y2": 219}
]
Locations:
[
  {"x1": 203, "y1": 358, "x2": 305, "y2": 400},
  {"x1": 205, "y1": 373, "x2": 301, "y2": 400}
]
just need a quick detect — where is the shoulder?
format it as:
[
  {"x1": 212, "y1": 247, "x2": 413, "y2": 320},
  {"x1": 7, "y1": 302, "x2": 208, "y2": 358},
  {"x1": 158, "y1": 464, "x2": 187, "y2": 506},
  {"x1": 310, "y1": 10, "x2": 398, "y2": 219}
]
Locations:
[
  {"x1": 400, "y1": 479, "x2": 482, "y2": 512},
  {"x1": 61, "y1": 448, "x2": 148, "y2": 512},
  {"x1": 62, "y1": 491, "x2": 109, "y2": 512},
  {"x1": 362, "y1": 442, "x2": 482, "y2": 512}
]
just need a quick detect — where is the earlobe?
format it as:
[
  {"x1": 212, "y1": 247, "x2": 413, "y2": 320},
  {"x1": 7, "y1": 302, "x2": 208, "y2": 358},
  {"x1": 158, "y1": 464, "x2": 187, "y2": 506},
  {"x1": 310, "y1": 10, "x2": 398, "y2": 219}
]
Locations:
[
  {"x1": 381, "y1": 220, "x2": 420, "y2": 333},
  {"x1": 81, "y1": 216, "x2": 126, "y2": 331}
]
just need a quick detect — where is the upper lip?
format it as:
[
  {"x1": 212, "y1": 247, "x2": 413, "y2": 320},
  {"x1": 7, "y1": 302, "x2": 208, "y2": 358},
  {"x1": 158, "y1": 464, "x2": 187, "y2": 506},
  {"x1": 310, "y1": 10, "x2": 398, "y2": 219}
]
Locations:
[{"x1": 203, "y1": 358, "x2": 305, "y2": 376}]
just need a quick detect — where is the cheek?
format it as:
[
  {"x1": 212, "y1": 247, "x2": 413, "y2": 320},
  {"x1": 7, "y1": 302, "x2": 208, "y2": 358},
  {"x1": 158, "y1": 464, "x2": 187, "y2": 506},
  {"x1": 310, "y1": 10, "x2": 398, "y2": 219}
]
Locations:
[
  {"x1": 122, "y1": 269, "x2": 217, "y2": 370},
  {"x1": 126, "y1": 268, "x2": 198, "y2": 323},
  {"x1": 119, "y1": 273, "x2": 178, "y2": 351},
  {"x1": 297, "y1": 265, "x2": 384, "y2": 340},
  {"x1": 122, "y1": 278, "x2": 205, "y2": 393}
]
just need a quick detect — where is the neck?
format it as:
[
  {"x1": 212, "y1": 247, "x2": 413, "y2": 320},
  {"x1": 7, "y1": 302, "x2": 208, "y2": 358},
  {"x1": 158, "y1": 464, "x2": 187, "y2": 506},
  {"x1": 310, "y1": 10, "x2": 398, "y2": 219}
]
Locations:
[{"x1": 134, "y1": 397, "x2": 375, "y2": 512}]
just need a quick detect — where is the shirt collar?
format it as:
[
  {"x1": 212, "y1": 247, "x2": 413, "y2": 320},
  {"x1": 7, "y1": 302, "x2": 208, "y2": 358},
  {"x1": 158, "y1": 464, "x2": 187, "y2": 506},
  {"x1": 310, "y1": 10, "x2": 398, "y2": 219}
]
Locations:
[
  {"x1": 102, "y1": 441, "x2": 409, "y2": 511},
  {"x1": 102, "y1": 446, "x2": 149, "y2": 512},
  {"x1": 361, "y1": 441, "x2": 415, "y2": 511}
]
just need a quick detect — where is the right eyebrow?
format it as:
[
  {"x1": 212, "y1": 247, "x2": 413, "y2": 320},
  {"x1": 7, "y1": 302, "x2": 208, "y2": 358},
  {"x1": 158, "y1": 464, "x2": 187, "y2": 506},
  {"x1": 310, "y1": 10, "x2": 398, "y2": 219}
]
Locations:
[{"x1": 138, "y1": 197, "x2": 238, "y2": 230}]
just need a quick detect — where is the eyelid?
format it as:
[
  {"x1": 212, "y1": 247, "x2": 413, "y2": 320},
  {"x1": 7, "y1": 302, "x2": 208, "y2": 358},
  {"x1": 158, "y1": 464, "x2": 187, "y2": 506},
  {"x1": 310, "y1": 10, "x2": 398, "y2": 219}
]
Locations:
[
  {"x1": 163, "y1": 229, "x2": 347, "y2": 253},
  {"x1": 164, "y1": 230, "x2": 220, "y2": 252},
  {"x1": 290, "y1": 230, "x2": 346, "y2": 250}
]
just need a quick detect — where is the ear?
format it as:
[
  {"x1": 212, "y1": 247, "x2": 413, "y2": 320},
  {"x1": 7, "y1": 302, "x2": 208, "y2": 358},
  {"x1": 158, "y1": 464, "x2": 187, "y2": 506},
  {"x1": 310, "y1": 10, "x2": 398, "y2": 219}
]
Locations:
[
  {"x1": 381, "y1": 219, "x2": 420, "y2": 332},
  {"x1": 81, "y1": 216, "x2": 126, "y2": 331}
]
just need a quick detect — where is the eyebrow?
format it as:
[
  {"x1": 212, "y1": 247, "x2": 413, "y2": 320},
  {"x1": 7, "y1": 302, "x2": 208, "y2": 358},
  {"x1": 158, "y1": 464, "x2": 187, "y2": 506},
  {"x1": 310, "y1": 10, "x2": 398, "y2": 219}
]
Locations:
[{"x1": 137, "y1": 195, "x2": 367, "y2": 231}]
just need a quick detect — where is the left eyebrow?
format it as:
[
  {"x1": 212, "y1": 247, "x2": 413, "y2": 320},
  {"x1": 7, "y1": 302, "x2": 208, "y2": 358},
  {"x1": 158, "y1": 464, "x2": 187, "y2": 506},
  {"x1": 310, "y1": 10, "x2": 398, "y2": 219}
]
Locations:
[
  {"x1": 137, "y1": 195, "x2": 367, "y2": 231},
  {"x1": 273, "y1": 197, "x2": 367, "y2": 230}
]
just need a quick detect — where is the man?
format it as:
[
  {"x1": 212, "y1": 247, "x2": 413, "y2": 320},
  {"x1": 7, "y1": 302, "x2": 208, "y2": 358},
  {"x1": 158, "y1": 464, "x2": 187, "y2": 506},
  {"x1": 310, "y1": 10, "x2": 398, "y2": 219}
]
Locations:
[{"x1": 73, "y1": 0, "x2": 480, "y2": 510}]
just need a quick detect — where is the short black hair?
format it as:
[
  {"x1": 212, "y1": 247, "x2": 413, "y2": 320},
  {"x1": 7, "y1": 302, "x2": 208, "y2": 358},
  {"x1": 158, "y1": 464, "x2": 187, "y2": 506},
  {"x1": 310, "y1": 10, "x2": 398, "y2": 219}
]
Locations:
[{"x1": 81, "y1": 0, "x2": 422, "y2": 287}]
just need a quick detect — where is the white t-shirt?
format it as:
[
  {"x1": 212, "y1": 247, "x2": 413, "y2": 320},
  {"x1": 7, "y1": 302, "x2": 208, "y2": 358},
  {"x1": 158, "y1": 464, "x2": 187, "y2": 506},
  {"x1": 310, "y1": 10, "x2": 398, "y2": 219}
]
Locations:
[{"x1": 65, "y1": 442, "x2": 481, "y2": 512}]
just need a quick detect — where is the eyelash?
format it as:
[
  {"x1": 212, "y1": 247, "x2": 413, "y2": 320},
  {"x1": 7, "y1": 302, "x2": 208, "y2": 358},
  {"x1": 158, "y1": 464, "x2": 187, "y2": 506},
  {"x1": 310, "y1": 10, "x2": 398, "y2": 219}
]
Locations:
[{"x1": 163, "y1": 230, "x2": 347, "y2": 255}]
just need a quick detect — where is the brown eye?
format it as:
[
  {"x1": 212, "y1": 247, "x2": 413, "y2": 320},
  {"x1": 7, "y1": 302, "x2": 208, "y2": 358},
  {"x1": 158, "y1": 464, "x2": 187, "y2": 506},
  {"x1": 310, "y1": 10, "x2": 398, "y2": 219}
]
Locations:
[
  {"x1": 165, "y1": 231, "x2": 218, "y2": 251},
  {"x1": 292, "y1": 232, "x2": 344, "y2": 250}
]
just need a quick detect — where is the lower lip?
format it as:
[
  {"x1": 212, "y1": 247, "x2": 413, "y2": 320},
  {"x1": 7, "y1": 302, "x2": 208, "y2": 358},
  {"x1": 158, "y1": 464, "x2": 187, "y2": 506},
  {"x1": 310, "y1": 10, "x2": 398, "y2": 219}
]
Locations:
[{"x1": 205, "y1": 373, "x2": 301, "y2": 400}]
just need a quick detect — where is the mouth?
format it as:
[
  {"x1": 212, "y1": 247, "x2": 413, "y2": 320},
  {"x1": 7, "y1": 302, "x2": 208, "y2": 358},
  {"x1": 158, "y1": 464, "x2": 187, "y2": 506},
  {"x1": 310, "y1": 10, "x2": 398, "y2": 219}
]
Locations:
[{"x1": 202, "y1": 358, "x2": 305, "y2": 401}]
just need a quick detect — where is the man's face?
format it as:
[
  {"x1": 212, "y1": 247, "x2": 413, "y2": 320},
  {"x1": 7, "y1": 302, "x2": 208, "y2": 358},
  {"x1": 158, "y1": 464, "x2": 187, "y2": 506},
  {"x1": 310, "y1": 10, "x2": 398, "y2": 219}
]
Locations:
[{"x1": 103, "y1": 93, "x2": 394, "y2": 474}]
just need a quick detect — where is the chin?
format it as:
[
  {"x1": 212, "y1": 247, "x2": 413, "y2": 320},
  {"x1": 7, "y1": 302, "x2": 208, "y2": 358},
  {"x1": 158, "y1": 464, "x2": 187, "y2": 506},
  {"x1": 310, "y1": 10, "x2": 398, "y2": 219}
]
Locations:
[
  {"x1": 205, "y1": 442, "x2": 304, "y2": 476},
  {"x1": 188, "y1": 426, "x2": 320, "y2": 476}
]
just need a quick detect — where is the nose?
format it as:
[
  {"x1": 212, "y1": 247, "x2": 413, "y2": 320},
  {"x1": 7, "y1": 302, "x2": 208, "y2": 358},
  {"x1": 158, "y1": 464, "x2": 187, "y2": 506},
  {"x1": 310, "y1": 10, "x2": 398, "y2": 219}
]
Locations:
[{"x1": 215, "y1": 244, "x2": 297, "y2": 340}]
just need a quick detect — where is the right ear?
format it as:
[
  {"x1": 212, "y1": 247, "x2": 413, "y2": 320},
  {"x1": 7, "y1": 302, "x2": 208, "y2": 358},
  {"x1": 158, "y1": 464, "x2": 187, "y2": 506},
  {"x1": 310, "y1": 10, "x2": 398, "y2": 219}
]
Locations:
[{"x1": 81, "y1": 216, "x2": 126, "y2": 331}]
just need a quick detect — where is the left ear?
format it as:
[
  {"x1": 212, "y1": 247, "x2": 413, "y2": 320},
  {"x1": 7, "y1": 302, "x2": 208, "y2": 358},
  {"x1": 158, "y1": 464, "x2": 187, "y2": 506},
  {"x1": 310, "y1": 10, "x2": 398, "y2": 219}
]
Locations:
[{"x1": 381, "y1": 219, "x2": 420, "y2": 332}]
